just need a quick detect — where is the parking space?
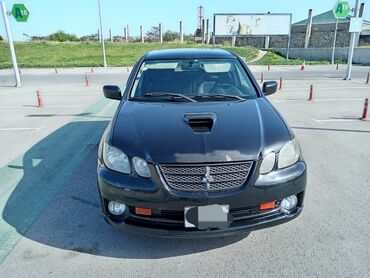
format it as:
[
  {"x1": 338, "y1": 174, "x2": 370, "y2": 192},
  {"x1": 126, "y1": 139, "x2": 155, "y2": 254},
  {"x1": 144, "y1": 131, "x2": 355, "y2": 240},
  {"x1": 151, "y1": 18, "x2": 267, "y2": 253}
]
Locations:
[{"x1": 0, "y1": 65, "x2": 369, "y2": 277}]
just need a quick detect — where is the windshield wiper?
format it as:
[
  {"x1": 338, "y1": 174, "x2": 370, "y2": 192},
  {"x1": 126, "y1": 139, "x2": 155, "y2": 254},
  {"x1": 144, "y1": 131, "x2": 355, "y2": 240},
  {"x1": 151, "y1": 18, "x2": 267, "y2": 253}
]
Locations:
[
  {"x1": 144, "y1": 92, "x2": 197, "y2": 102},
  {"x1": 198, "y1": 94, "x2": 245, "y2": 101}
]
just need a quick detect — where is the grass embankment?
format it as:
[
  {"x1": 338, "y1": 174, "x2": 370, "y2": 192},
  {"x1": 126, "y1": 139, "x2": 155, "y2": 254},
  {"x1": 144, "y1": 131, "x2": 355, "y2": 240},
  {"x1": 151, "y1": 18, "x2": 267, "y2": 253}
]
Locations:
[
  {"x1": 251, "y1": 51, "x2": 330, "y2": 65},
  {"x1": 0, "y1": 42, "x2": 259, "y2": 69}
]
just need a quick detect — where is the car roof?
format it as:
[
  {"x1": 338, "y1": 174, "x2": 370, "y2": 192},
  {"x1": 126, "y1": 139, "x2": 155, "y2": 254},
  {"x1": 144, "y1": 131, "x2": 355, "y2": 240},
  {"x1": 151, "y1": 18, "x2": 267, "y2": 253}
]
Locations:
[{"x1": 143, "y1": 48, "x2": 237, "y2": 60}]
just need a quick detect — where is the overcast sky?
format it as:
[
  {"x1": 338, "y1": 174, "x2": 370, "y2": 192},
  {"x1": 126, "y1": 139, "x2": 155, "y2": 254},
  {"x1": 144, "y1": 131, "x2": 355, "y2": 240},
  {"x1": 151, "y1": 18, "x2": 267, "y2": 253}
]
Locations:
[{"x1": 0, "y1": 0, "x2": 369, "y2": 41}]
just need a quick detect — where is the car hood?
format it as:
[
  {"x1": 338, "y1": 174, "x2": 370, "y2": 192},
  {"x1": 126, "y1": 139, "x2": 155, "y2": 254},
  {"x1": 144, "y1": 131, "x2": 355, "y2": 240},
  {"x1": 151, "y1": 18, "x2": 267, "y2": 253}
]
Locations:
[{"x1": 112, "y1": 99, "x2": 292, "y2": 164}]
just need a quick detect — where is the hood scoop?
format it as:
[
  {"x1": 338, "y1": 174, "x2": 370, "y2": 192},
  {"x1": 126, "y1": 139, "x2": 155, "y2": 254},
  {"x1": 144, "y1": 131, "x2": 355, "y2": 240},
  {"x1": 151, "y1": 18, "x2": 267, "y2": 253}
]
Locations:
[{"x1": 184, "y1": 113, "x2": 216, "y2": 133}]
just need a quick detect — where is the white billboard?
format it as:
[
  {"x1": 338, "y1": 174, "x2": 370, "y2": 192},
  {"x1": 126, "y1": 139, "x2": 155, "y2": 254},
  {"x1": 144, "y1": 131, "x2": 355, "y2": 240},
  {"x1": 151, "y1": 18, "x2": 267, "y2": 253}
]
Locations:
[{"x1": 214, "y1": 14, "x2": 292, "y2": 36}]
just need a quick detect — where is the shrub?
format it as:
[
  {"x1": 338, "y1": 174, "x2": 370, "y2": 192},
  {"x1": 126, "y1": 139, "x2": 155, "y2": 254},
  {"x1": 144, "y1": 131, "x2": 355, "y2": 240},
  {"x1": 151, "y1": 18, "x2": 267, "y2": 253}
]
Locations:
[{"x1": 49, "y1": 31, "x2": 79, "y2": 42}]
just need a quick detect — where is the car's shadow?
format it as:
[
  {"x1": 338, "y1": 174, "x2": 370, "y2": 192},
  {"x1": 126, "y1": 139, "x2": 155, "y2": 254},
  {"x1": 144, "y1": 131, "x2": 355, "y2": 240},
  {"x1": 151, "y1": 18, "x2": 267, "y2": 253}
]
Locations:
[{"x1": 2, "y1": 120, "x2": 247, "y2": 259}]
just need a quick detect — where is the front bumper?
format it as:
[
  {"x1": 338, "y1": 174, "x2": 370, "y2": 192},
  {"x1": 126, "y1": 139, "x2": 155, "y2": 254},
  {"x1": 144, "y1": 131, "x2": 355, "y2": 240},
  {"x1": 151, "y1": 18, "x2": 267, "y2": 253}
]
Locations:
[{"x1": 97, "y1": 160, "x2": 307, "y2": 238}]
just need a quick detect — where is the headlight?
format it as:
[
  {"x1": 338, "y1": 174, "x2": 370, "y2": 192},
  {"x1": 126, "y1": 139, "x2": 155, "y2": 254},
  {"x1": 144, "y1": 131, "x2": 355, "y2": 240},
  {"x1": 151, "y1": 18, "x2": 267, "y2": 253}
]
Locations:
[
  {"x1": 103, "y1": 142, "x2": 131, "y2": 174},
  {"x1": 278, "y1": 138, "x2": 300, "y2": 169},
  {"x1": 132, "y1": 157, "x2": 151, "y2": 178},
  {"x1": 260, "y1": 152, "x2": 276, "y2": 174}
]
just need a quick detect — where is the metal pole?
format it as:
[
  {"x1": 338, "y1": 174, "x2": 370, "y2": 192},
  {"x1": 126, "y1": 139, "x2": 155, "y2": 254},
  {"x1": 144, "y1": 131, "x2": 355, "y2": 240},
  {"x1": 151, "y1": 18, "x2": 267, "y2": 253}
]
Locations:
[
  {"x1": 126, "y1": 25, "x2": 129, "y2": 42},
  {"x1": 98, "y1": 0, "x2": 107, "y2": 67},
  {"x1": 1, "y1": 1, "x2": 21, "y2": 87},
  {"x1": 180, "y1": 21, "x2": 184, "y2": 43},
  {"x1": 345, "y1": 0, "x2": 360, "y2": 80},
  {"x1": 331, "y1": 19, "x2": 338, "y2": 65},
  {"x1": 109, "y1": 28, "x2": 112, "y2": 42},
  {"x1": 140, "y1": 25, "x2": 144, "y2": 43}
]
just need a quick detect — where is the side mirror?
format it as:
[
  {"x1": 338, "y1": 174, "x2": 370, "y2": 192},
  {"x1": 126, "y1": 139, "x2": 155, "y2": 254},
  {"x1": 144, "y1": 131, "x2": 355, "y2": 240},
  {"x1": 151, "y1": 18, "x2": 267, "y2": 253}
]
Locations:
[
  {"x1": 103, "y1": 85, "x2": 122, "y2": 100},
  {"x1": 262, "y1": 81, "x2": 278, "y2": 96}
]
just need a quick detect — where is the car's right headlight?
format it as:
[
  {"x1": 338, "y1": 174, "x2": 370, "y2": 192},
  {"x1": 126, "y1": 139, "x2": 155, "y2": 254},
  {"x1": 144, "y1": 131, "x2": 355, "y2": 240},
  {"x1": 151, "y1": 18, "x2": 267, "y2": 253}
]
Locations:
[
  {"x1": 103, "y1": 142, "x2": 131, "y2": 174},
  {"x1": 278, "y1": 138, "x2": 300, "y2": 169}
]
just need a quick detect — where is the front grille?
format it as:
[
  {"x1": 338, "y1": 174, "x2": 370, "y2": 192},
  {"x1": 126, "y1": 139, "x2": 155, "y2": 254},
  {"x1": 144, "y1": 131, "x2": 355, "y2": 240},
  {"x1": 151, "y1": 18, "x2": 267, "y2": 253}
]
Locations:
[{"x1": 159, "y1": 161, "x2": 253, "y2": 192}]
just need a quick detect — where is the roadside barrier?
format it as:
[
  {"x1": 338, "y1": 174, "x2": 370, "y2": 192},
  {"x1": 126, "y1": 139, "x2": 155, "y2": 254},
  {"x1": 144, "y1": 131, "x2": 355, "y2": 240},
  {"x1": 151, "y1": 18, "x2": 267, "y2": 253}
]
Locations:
[
  {"x1": 36, "y1": 90, "x2": 44, "y2": 107},
  {"x1": 268, "y1": 64, "x2": 270, "y2": 71},
  {"x1": 279, "y1": 77, "x2": 283, "y2": 90},
  {"x1": 260, "y1": 72, "x2": 264, "y2": 83},
  {"x1": 308, "y1": 84, "x2": 314, "y2": 101},
  {"x1": 85, "y1": 75, "x2": 89, "y2": 87},
  {"x1": 54, "y1": 67, "x2": 58, "y2": 74},
  {"x1": 361, "y1": 98, "x2": 369, "y2": 121},
  {"x1": 366, "y1": 72, "x2": 370, "y2": 84},
  {"x1": 300, "y1": 60, "x2": 305, "y2": 71}
]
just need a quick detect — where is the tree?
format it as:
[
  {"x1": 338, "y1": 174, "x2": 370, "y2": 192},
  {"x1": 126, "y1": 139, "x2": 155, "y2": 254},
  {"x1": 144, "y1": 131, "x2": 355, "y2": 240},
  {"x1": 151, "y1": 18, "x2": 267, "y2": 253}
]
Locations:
[
  {"x1": 163, "y1": 31, "x2": 180, "y2": 42},
  {"x1": 145, "y1": 26, "x2": 160, "y2": 42},
  {"x1": 0, "y1": 35, "x2": 3, "y2": 41},
  {"x1": 80, "y1": 33, "x2": 99, "y2": 42}
]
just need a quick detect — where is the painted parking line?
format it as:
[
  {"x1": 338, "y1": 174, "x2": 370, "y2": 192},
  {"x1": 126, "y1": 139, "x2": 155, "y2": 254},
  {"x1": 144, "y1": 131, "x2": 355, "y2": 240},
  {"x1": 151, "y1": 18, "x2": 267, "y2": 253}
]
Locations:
[
  {"x1": 0, "y1": 105, "x2": 81, "y2": 109},
  {"x1": 277, "y1": 87, "x2": 369, "y2": 91},
  {"x1": 312, "y1": 119, "x2": 361, "y2": 122},
  {"x1": 0, "y1": 127, "x2": 44, "y2": 131},
  {"x1": 273, "y1": 99, "x2": 363, "y2": 103},
  {"x1": 43, "y1": 92, "x2": 99, "y2": 96}
]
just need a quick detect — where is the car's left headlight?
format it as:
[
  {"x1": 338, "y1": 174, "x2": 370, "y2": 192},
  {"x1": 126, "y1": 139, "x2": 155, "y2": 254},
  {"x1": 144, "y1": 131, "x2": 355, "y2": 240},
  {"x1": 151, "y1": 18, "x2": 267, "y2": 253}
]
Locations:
[
  {"x1": 278, "y1": 138, "x2": 300, "y2": 169},
  {"x1": 132, "y1": 157, "x2": 151, "y2": 178}
]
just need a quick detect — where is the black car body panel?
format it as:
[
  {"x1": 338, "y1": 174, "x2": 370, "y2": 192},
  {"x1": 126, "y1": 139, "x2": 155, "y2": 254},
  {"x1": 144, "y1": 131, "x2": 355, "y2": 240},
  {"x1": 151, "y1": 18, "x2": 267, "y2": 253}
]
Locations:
[
  {"x1": 97, "y1": 48, "x2": 307, "y2": 237},
  {"x1": 112, "y1": 98, "x2": 291, "y2": 164}
]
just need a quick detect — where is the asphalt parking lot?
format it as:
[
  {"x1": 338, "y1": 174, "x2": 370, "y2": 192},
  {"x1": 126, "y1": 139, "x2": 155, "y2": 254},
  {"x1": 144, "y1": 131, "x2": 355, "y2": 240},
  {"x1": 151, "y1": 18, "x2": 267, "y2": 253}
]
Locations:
[{"x1": 0, "y1": 64, "x2": 369, "y2": 277}]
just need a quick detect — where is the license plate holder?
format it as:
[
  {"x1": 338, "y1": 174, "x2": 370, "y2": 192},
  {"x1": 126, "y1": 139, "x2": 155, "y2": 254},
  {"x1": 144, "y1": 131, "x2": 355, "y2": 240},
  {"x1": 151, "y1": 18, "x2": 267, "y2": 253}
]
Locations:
[{"x1": 184, "y1": 204, "x2": 230, "y2": 229}]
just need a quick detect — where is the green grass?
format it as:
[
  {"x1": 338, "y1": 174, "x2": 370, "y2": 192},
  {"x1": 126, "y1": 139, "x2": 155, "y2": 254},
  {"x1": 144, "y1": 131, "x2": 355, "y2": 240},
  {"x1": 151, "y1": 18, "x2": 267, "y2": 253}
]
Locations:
[
  {"x1": 0, "y1": 42, "x2": 259, "y2": 69},
  {"x1": 251, "y1": 51, "x2": 330, "y2": 65}
]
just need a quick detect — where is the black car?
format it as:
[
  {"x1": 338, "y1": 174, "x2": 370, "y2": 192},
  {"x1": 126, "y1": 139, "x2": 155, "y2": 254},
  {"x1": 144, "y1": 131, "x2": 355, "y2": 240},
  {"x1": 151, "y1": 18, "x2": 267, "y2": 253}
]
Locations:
[{"x1": 97, "y1": 48, "x2": 307, "y2": 238}]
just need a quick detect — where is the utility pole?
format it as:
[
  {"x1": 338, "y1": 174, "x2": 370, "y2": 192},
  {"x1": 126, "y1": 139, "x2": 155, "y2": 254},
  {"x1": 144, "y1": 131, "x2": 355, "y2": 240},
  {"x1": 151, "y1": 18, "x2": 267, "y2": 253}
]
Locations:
[
  {"x1": 180, "y1": 21, "x2": 184, "y2": 43},
  {"x1": 1, "y1": 1, "x2": 21, "y2": 87},
  {"x1": 97, "y1": 0, "x2": 107, "y2": 67},
  {"x1": 304, "y1": 9, "x2": 313, "y2": 48},
  {"x1": 159, "y1": 23, "x2": 163, "y2": 43},
  {"x1": 140, "y1": 25, "x2": 144, "y2": 43},
  {"x1": 345, "y1": 0, "x2": 360, "y2": 80},
  {"x1": 124, "y1": 27, "x2": 128, "y2": 43}
]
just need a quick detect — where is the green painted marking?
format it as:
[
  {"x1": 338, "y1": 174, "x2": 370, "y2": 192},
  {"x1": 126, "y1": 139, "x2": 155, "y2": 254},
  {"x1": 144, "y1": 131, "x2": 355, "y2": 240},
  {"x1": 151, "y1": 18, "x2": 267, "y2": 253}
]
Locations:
[{"x1": 0, "y1": 98, "x2": 117, "y2": 265}]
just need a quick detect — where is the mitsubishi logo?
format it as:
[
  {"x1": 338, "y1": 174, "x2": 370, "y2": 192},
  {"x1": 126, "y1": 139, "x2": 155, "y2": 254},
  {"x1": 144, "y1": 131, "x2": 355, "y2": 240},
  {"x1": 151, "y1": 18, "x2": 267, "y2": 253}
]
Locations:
[{"x1": 202, "y1": 166, "x2": 214, "y2": 189}]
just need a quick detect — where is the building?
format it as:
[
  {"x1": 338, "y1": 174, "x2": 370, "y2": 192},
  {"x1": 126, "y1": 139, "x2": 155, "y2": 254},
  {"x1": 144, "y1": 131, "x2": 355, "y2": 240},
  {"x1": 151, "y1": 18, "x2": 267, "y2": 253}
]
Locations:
[
  {"x1": 291, "y1": 10, "x2": 370, "y2": 48},
  {"x1": 213, "y1": 10, "x2": 370, "y2": 48}
]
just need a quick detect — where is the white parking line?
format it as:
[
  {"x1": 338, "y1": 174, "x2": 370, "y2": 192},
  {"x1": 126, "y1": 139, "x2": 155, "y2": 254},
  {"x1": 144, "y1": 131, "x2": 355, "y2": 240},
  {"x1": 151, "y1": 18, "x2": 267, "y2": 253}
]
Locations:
[
  {"x1": 279, "y1": 87, "x2": 368, "y2": 91},
  {"x1": 0, "y1": 127, "x2": 44, "y2": 131},
  {"x1": 274, "y1": 99, "x2": 363, "y2": 103},
  {"x1": 312, "y1": 119, "x2": 360, "y2": 122},
  {"x1": 43, "y1": 105, "x2": 81, "y2": 108},
  {"x1": 0, "y1": 105, "x2": 81, "y2": 109}
]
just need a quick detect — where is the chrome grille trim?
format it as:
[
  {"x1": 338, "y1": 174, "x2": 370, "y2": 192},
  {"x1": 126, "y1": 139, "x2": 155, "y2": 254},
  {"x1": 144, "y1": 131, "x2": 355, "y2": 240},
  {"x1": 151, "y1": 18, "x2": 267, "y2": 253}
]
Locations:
[{"x1": 159, "y1": 161, "x2": 253, "y2": 192}]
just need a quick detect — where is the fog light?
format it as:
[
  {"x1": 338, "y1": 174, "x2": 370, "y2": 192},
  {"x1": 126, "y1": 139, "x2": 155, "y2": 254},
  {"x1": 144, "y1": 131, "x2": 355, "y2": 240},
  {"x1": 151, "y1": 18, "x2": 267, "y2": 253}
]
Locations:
[
  {"x1": 280, "y1": 195, "x2": 298, "y2": 213},
  {"x1": 108, "y1": 201, "x2": 126, "y2": 215}
]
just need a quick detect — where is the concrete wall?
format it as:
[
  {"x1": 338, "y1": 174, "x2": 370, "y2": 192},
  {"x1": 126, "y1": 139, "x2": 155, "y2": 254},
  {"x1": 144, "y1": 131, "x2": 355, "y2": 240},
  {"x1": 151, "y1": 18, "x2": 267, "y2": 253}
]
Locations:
[{"x1": 273, "y1": 47, "x2": 370, "y2": 65}]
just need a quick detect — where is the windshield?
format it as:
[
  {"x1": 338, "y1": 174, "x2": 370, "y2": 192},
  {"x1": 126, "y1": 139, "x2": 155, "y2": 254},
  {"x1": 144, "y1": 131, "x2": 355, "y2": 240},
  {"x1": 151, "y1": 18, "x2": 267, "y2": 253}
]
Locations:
[{"x1": 129, "y1": 59, "x2": 258, "y2": 101}]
